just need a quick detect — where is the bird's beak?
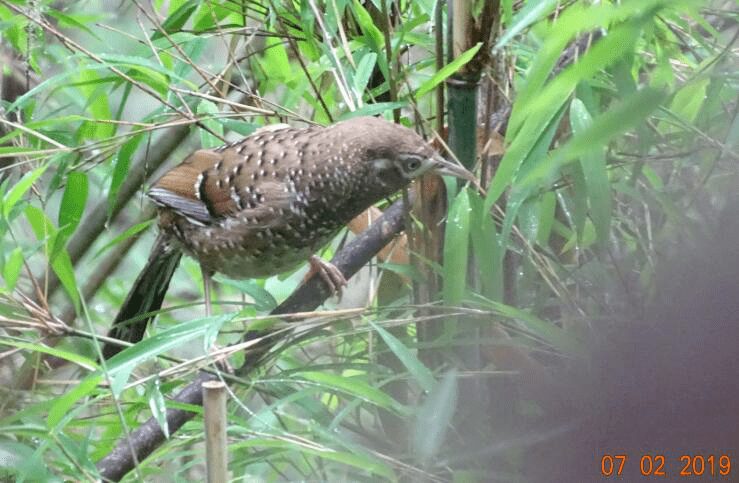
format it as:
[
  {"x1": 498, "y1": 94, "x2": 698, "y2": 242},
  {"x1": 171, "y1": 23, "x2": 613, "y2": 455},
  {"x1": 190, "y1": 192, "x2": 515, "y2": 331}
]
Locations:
[{"x1": 431, "y1": 154, "x2": 477, "y2": 184}]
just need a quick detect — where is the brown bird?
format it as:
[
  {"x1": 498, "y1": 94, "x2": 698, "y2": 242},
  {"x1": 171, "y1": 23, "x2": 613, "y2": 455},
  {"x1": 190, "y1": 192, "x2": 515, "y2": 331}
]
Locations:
[{"x1": 102, "y1": 116, "x2": 471, "y2": 359}]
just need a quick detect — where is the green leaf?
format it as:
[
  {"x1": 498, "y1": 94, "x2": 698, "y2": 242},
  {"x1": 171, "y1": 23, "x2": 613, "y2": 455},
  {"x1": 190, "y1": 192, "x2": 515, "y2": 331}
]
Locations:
[
  {"x1": 192, "y1": 0, "x2": 236, "y2": 32},
  {"x1": 561, "y1": 217, "x2": 597, "y2": 253},
  {"x1": 93, "y1": 218, "x2": 155, "y2": 259},
  {"x1": 232, "y1": 436, "x2": 396, "y2": 480},
  {"x1": 0, "y1": 440, "x2": 53, "y2": 481},
  {"x1": 260, "y1": 34, "x2": 292, "y2": 84},
  {"x1": 153, "y1": 0, "x2": 198, "y2": 40},
  {"x1": 58, "y1": 171, "x2": 88, "y2": 239},
  {"x1": 24, "y1": 206, "x2": 81, "y2": 312},
  {"x1": 300, "y1": 371, "x2": 402, "y2": 412},
  {"x1": 470, "y1": 295, "x2": 579, "y2": 353},
  {"x1": 562, "y1": 159, "x2": 588, "y2": 240},
  {"x1": 46, "y1": 10, "x2": 99, "y2": 38},
  {"x1": 375, "y1": 261, "x2": 425, "y2": 284},
  {"x1": 353, "y1": 52, "x2": 377, "y2": 95},
  {"x1": 48, "y1": 373, "x2": 102, "y2": 428},
  {"x1": 146, "y1": 377, "x2": 169, "y2": 439},
  {"x1": 202, "y1": 311, "x2": 231, "y2": 351},
  {"x1": 339, "y1": 101, "x2": 407, "y2": 118},
  {"x1": 517, "y1": 10, "x2": 645, "y2": 137},
  {"x1": 495, "y1": 0, "x2": 559, "y2": 50},
  {"x1": 215, "y1": 277, "x2": 277, "y2": 312},
  {"x1": 507, "y1": 1, "x2": 660, "y2": 138},
  {"x1": 569, "y1": 98, "x2": 611, "y2": 245},
  {"x1": 416, "y1": 43, "x2": 482, "y2": 99},
  {"x1": 219, "y1": 119, "x2": 258, "y2": 136},
  {"x1": 518, "y1": 197, "x2": 541, "y2": 243},
  {"x1": 109, "y1": 134, "x2": 142, "y2": 218},
  {"x1": 443, "y1": 189, "x2": 471, "y2": 305},
  {"x1": 104, "y1": 313, "x2": 235, "y2": 395},
  {"x1": 0, "y1": 339, "x2": 96, "y2": 369},
  {"x1": 414, "y1": 369, "x2": 458, "y2": 468},
  {"x1": 96, "y1": 54, "x2": 173, "y2": 95},
  {"x1": 2, "y1": 247, "x2": 23, "y2": 291},
  {"x1": 484, "y1": 86, "x2": 568, "y2": 215},
  {"x1": 536, "y1": 191, "x2": 556, "y2": 246},
  {"x1": 669, "y1": 77, "x2": 709, "y2": 125},
  {"x1": 501, "y1": 0, "x2": 513, "y2": 25},
  {"x1": 2, "y1": 163, "x2": 49, "y2": 219},
  {"x1": 368, "y1": 320, "x2": 435, "y2": 392},
  {"x1": 197, "y1": 100, "x2": 222, "y2": 149},
  {"x1": 549, "y1": 88, "x2": 666, "y2": 176},
  {"x1": 351, "y1": 0, "x2": 384, "y2": 53},
  {"x1": 74, "y1": 69, "x2": 114, "y2": 139},
  {"x1": 469, "y1": 189, "x2": 503, "y2": 301}
]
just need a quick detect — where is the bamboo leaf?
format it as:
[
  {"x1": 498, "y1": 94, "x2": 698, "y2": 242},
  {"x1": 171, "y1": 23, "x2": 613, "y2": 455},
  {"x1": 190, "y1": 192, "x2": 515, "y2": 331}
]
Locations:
[
  {"x1": 58, "y1": 171, "x2": 88, "y2": 239},
  {"x1": 2, "y1": 164, "x2": 49, "y2": 220},
  {"x1": 443, "y1": 189, "x2": 471, "y2": 305},
  {"x1": 146, "y1": 377, "x2": 169, "y2": 439},
  {"x1": 353, "y1": 52, "x2": 377, "y2": 94},
  {"x1": 108, "y1": 134, "x2": 142, "y2": 217},
  {"x1": 301, "y1": 371, "x2": 402, "y2": 411},
  {"x1": 2, "y1": 247, "x2": 23, "y2": 291},
  {"x1": 24, "y1": 206, "x2": 80, "y2": 311},
  {"x1": 93, "y1": 219, "x2": 155, "y2": 258},
  {"x1": 414, "y1": 370, "x2": 458, "y2": 468},
  {"x1": 416, "y1": 43, "x2": 482, "y2": 99},
  {"x1": 495, "y1": 0, "x2": 559, "y2": 50},
  {"x1": 570, "y1": 98, "x2": 611, "y2": 245},
  {"x1": 368, "y1": 320, "x2": 435, "y2": 392}
]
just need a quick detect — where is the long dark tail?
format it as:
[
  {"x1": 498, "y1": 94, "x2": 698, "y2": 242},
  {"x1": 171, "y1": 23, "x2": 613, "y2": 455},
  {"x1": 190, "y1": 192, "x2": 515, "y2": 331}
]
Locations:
[{"x1": 102, "y1": 234, "x2": 182, "y2": 359}]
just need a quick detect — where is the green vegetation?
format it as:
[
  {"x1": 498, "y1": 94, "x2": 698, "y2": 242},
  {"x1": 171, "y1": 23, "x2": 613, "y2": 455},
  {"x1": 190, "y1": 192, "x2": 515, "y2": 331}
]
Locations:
[{"x1": 0, "y1": 0, "x2": 736, "y2": 480}]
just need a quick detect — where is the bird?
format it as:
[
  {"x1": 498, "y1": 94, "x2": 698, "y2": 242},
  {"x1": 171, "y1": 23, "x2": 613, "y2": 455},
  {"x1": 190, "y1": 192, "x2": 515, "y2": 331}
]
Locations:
[{"x1": 101, "y1": 116, "x2": 472, "y2": 359}]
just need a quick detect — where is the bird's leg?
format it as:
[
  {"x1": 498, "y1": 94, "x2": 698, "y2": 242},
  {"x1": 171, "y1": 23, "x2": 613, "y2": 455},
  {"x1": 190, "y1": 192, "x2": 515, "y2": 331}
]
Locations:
[
  {"x1": 308, "y1": 255, "x2": 347, "y2": 296},
  {"x1": 202, "y1": 266, "x2": 213, "y2": 317},
  {"x1": 201, "y1": 266, "x2": 233, "y2": 372}
]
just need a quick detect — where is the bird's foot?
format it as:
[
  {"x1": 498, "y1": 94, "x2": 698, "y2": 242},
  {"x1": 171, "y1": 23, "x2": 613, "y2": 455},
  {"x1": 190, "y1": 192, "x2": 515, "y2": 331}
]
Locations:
[
  {"x1": 308, "y1": 255, "x2": 347, "y2": 296},
  {"x1": 210, "y1": 344, "x2": 234, "y2": 373}
]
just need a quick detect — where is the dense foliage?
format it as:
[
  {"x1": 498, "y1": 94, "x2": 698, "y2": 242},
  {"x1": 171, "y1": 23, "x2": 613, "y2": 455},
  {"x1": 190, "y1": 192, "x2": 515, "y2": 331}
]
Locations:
[{"x1": 0, "y1": 0, "x2": 736, "y2": 481}]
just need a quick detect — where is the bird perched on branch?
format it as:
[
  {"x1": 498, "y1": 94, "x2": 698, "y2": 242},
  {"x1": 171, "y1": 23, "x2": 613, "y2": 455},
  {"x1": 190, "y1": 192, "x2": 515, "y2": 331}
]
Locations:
[{"x1": 102, "y1": 116, "x2": 472, "y2": 359}]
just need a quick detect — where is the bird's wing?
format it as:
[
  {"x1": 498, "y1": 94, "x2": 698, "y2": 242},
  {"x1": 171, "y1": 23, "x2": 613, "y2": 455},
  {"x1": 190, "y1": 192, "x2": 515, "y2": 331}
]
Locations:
[{"x1": 150, "y1": 144, "x2": 298, "y2": 227}]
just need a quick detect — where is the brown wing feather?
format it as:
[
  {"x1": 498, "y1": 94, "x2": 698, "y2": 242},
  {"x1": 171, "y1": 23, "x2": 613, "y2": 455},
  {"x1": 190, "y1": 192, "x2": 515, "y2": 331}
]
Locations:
[{"x1": 150, "y1": 141, "x2": 298, "y2": 227}]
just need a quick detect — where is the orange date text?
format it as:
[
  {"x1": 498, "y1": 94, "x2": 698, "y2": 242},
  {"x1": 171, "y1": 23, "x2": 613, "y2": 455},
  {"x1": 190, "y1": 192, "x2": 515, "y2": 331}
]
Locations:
[{"x1": 599, "y1": 452, "x2": 733, "y2": 479}]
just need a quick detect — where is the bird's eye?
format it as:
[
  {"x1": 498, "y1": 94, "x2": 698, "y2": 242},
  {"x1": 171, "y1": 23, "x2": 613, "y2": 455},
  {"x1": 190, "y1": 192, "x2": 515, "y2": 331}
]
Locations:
[{"x1": 402, "y1": 156, "x2": 423, "y2": 173}]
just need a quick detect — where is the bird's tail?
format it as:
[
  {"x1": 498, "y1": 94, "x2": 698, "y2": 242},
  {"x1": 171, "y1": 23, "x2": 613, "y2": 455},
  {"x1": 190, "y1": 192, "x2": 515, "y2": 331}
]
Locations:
[{"x1": 102, "y1": 234, "x2": 182, "y2": 359}]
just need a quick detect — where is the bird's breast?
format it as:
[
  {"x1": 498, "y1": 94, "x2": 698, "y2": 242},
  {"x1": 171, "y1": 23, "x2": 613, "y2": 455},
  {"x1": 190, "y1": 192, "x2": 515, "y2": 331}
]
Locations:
[{"x1": 164, "y1": 205, "x2": 342, "y2": 279}]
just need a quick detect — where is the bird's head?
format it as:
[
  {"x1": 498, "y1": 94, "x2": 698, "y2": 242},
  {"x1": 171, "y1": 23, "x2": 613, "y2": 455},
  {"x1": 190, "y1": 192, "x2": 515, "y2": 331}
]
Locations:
[{"x1": 334, "y1": 116, "x2": 474, "y2": 193}]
